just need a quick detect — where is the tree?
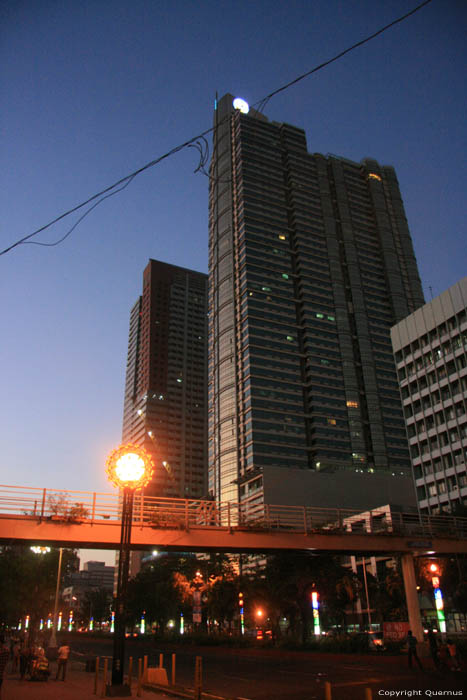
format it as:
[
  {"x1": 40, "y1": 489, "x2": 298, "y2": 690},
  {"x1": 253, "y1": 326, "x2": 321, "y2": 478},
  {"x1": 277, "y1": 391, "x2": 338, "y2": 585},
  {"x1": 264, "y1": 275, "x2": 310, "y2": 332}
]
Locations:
[
  {"x1": 127, "y1": 556, "x2": 185, "y2": 632},
  {"x1": 374, "y1": 568, "x2": 407, "y2": 622},
  {"x1": 261, "y1": 552, "x2": 357, "y2": 642},
  {"x1": 0, "y1": 545, "x2": 78, "y2": 636},
  {"x1": 206, "y1": 579, "x2": 240, "y2": 633},
  {"x1": 80, "y1": 588, "x2": 112, "y2": 628}
]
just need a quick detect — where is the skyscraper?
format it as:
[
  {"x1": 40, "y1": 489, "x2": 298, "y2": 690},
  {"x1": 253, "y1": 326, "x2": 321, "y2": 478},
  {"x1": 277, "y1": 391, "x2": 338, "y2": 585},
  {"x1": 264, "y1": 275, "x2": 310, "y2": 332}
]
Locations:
[
  {"x1": 208, "y1": 94, "x2": 425, "y2": 508},
  {"x1": 122, "y1": 259, "x2": 208, "y2": 499}
]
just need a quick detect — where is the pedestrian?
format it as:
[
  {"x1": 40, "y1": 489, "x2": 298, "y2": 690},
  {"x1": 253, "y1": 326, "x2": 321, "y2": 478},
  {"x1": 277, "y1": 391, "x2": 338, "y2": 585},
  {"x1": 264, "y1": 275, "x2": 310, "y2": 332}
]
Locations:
[
  {"x1": 19, "y1": 642, "x2": 32, "y2": 680},
  {"x1": 56, "y1": 643, "x2": 70, "y2": 681},
  {"x1": 446, "y1": 638, "x2": 461, "y2": 671},
  {"x1": 0, "y1": 635, "x2": 10, "y2": 699},
  {"x1": 10, "y1": 639, "x2": 20, "y2": 673},
  {"x1": 406, "y1": 630, "x2": 423, "y2": 670},
  {"x1": 427, "y1": 629, "x2": 440, "y2": 669},
  {"x1": 438, "y1": 640, "x2": 451, "y2": 671}
]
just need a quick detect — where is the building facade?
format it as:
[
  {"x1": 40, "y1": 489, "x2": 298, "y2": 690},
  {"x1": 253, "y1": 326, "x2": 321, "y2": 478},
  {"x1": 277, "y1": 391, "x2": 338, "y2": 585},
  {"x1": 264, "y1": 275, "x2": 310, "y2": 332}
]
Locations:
[
  {"x1": 122, "y1": 259, "x2": 208, "y2": 499},
  {"x1": 391, "y1": 277, "x2": 467, "y2": 514},
  {"x1": 208, "y1": 94, "x2": 425, "y2": 507}
]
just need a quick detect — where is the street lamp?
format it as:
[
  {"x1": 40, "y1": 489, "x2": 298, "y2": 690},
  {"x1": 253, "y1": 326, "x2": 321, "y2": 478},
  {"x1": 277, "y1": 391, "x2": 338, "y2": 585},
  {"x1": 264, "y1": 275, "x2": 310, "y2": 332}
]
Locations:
[
  {"x1": 106, "y1": 443, "x2": 154, "y2": 696},
  {"x1": 30, "y1": 545, "x2": 61, "y2": 648},
  {"x1": 49, "y1": 547, "x2": 63, "y2": 649}
]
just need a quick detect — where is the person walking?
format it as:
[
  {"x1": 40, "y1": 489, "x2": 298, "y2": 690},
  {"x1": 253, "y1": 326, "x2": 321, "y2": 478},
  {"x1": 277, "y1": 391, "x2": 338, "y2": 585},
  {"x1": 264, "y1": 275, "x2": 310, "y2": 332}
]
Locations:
[
  {"x1": 427, "y1": 629, "x2": 440, "y2": 669},
  {"x1": 446, "y1": 639, "x2": 461, "y2": 671},
  {"x1": 0, "y1": 635, "x2": 10, "y2": 699},
  {"x1": 55, "y1": 643, "x2": 70, "y2": 681},
  {"x1": 10, "y1": 639, "x2": 20, "y2": 673},
  {"x1": 406, "y1": 630, "x2": 423, "y2": 670}
]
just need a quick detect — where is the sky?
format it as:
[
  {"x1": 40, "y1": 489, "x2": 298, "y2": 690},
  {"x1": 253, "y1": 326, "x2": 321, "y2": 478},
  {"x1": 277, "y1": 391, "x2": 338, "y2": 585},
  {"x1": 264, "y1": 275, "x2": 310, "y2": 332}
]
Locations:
[{"x1": 1, "y1": 1, "x2": 466, "y2": 564}]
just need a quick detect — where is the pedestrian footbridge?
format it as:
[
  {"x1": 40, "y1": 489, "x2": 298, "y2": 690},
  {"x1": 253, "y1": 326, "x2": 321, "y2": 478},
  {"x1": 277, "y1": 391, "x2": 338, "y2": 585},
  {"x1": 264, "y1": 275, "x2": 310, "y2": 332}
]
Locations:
[{"x1": 0, "y1": 484, "x2": 466, "y2": 555}]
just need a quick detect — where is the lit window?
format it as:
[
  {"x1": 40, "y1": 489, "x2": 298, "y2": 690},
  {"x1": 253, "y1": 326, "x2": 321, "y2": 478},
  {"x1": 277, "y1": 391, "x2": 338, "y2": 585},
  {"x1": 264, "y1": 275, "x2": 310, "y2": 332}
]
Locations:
[
  {"x1": 286, "y1": 335, "x2": 294, "y2": 342},
  {"x1": 262, "y1": 286, "x2": 271, "y2": 292},
  {"x1": 347, "y1": 400, "x2": 359, "y2": 408},
  {"x1": 368, "y1": 173, "x2": 382, "y2": 182},
  {"x1": 278, "y1": 234, "x2": 286, "y2": 240},
  {"x1": 327, "y1": 315, "x2": 335, "y2": 321},
  {"x1": 282, "y1": 273, "x2": 289, "y2": 280},
  {"x1": 327, "y1": 418, "x2": 336, "y2": 425},
  {"x1": 316, "y1": 313, "x2": 324, "y2": 319},
  {"x1": 177, "y1": 379, "x2": 182, "y2": 383}
]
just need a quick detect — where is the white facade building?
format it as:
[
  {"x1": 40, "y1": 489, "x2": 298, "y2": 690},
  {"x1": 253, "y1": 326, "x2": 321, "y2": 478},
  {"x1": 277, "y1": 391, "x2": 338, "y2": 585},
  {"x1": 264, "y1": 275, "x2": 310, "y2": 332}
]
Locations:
[{"x1": 391, "y1": 277, "x2": 467, "y2": 514}]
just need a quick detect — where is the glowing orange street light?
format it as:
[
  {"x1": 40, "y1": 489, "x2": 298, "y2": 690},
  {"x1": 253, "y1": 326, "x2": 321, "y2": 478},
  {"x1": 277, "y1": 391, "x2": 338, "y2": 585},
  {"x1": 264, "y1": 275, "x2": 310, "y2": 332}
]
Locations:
[
  {"x1": 106, "y1": 443, "x2": 154, "y2": 692},
  {"x1": 256, "y1": 608, "x2": 264, "y2": 619},
  {"x1": 106, "y1": 443, "x2": 154, "y2": 490}
]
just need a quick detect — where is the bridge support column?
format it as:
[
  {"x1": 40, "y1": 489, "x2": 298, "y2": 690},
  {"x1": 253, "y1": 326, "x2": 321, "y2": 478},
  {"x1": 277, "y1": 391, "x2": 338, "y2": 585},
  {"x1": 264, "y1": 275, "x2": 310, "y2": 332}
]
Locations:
[{"x1": 401, "y1": 553, "x2": 424, "y2": 643}]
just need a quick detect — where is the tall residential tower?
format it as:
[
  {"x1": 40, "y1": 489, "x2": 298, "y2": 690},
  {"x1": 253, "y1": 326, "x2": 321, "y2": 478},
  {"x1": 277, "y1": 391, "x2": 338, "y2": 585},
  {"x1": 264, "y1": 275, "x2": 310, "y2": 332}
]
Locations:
[
  {"x1": 122, "y1": 259, "x2": 208, "y2": 499},
  {"x1": 208, "y1": 94, "x2": 424, "y2": 508}
]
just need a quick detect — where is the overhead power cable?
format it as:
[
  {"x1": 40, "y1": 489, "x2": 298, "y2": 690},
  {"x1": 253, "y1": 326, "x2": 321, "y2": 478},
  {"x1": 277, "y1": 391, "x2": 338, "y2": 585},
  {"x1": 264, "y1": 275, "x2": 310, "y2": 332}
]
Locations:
[
  {"x1": 0, "y1": 0, "x2": 433, "y2": 257},
  {"x1": 253, "y1": 0, "x2": 434, "y2": 112}
]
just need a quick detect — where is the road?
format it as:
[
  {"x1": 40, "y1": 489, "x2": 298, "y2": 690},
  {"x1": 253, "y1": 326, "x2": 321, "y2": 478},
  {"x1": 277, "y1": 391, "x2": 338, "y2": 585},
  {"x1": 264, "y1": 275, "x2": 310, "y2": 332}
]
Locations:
[{"x1": 62, "y1": 636, "x2": 466, "y2": 700}]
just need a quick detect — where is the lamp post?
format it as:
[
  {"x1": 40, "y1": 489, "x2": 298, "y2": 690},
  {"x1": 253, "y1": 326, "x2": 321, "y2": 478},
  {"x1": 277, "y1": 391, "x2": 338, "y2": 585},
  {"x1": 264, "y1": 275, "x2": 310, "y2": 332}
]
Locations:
[
  {"x1": 49, "y1": 547, "x2": 63, "y2": 649},
  {"x1": 106, "y1": 443, "x2": 154, "y2": 696},
  {"x1": 30, "y1": 546, "x2": 61, "y2": 648}
]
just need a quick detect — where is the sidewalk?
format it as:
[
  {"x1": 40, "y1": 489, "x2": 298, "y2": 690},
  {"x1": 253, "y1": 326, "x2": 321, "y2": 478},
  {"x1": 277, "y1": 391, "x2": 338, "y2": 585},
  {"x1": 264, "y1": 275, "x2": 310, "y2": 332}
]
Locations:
[{"x1": 2, "y1": 666, "x2": 174, "y2": 700}]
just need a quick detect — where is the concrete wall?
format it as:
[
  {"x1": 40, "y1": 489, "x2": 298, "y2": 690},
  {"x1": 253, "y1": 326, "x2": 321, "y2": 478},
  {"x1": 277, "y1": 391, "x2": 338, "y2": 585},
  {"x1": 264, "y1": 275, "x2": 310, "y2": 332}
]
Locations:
[{"x1": 262, "y1": 466, "x2": 417, "y2": 511}]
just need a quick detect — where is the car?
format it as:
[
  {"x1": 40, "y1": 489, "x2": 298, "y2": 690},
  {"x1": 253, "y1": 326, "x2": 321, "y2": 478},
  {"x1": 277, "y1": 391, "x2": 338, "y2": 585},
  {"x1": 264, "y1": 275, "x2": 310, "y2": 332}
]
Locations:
[{"x1": 356, "y1": 631, "x2": 385, "y2": 651}]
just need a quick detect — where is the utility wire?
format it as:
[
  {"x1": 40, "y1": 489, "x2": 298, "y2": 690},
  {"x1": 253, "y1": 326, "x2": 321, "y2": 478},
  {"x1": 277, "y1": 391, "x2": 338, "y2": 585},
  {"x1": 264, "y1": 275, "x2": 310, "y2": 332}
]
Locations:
[
  {"x1": 25, "y1": 175, "x2": 137, "y2": 248},
  {"x1": 253, "y1": 0, "x2": 434, "y2": 112},
  {"x1": 1, "y1": 0, "x2": 433, "y2": 257}
]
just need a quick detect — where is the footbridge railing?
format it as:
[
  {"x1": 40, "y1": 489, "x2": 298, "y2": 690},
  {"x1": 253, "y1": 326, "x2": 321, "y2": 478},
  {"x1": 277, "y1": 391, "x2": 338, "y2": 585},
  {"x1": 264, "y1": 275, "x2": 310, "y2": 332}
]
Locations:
[{"x1": 0, "y1": 484, "x2": 466, "y2": 540}]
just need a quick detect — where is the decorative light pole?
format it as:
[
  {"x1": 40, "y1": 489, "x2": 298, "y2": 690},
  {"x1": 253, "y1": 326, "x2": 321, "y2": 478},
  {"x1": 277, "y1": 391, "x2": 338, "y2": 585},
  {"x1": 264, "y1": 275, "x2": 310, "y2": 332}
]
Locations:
[
  {"x1": 106, "y1": 443, "x2": 154, "y2": 696},
  {"x1": 429, "y1": 562, "x2": 446, "y2": 634}
]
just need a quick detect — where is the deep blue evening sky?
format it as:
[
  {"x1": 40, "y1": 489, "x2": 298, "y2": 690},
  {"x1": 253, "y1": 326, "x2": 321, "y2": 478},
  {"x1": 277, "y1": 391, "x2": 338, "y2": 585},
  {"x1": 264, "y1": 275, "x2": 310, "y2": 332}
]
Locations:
[{"x1": 1, "y1": 1, "x2": 466, "y2": 499}]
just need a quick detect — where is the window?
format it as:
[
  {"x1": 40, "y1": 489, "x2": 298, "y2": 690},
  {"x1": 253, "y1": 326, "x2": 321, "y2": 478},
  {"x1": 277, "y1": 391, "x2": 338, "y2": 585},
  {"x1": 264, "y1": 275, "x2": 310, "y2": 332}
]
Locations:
[{"x1": 347, "y1": 400, "x2": 359, "y2": 408}]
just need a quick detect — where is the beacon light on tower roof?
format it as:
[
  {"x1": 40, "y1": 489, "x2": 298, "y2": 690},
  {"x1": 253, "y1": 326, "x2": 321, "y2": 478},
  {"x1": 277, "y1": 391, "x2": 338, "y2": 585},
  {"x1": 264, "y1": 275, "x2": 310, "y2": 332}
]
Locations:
[
  {"x1": 233, "y1": 97, "x2": 249, "y2": 114},
  {"x1": 106, "y1": 443, "x2": 154, "y2": 490}
]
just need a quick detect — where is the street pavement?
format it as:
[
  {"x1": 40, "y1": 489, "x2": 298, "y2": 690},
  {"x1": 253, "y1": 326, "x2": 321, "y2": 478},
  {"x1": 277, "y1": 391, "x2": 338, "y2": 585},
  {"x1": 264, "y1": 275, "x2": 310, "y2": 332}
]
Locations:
[
  {"x1": 4, "y1": 645, "x2": 465, "y2": 700},
  {"x1": 1, "y1": 663, "x2": 175, "y2": 700}
]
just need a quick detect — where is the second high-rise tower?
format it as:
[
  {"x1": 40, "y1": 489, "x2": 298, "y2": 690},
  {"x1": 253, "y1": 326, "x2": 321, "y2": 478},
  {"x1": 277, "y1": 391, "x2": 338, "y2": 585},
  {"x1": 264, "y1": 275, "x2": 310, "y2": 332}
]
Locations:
[{"x1": 208, "y1": 94, "x2": 424, "y2": 506}]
